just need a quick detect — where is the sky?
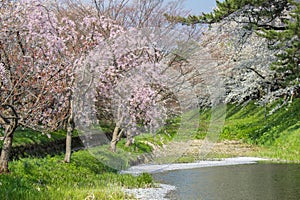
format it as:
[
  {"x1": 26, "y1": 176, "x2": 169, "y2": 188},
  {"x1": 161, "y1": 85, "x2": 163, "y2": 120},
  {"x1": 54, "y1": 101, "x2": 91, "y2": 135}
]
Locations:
[{"x1": 183, "y1": 0, "x2": 222, "y2": 14}]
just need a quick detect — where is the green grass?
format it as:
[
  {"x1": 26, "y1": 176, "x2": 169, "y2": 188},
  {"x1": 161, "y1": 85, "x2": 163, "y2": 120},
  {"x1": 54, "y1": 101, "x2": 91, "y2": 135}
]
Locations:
[
  {"x1": 0, "y1": 118, "x2": 176, "y2": 200},
  {"x1": 194, "y1": 109, "x2": 211, "y2": 140},
  {"x1": 216, "y1": 98, "x2": 300, "y2": 162},
  {"x1": 115, "y1": 117, "x2": 181, "y2": 154},
  {"x1": 0, "y1": 128, "x2": 71, "y2": 148},
  {"x1": 190, "y1": 98, "x2": 300, "y2": 162},
  {"x1": 257, "y1": 121, "x2": 300, "y2": 162},
  {"x1": 221, "y1": 99, "x2": 300, "y2": 142},
  {"x1": 0, "y1": 150, "x2": 154, "y2": 200}
]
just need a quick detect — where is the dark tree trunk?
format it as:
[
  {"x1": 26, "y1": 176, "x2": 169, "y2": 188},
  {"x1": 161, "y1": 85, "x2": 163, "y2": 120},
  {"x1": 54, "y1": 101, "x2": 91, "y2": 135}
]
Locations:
[
  {"x1": 0, "y1": 105, "x2": 18, "y2": 174},
  {"x1": 0, "y1": 124, "x2": 17, "y2": 174},
  {"x1": 0, "y1": 131, "x2": 14, "y2": 174}
]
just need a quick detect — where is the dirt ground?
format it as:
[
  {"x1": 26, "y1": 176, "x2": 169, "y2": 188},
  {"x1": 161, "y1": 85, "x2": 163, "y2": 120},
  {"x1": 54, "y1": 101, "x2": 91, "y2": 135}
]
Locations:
[
  {"x1": 146, "y1": 139, "x2": 261, "y2": 163},
  {"x1": 188, "y1": 139, "x2": 260, "y2": 157}
]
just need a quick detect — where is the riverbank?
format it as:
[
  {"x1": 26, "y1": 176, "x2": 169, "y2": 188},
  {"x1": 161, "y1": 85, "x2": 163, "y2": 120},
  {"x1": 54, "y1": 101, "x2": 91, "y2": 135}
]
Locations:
[
  {"x1": 136, "y1": 99, "x2": 300, "y2": 166},
  {"x1": 122, "y1": 157, "x2": 269, "y2": 174}
]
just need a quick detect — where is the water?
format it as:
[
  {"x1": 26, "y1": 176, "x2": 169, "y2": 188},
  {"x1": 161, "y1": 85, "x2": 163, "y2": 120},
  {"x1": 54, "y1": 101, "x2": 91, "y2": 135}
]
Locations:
[{"x1": 153, "y1": 163, "x2": 300, "y2": 200}]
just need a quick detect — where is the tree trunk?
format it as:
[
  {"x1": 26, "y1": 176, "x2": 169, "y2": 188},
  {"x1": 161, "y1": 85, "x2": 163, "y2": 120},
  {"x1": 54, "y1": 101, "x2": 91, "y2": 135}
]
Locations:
[
  {"x1": 64, "y1": 117, "x2": 75, "y2": 163},
  {"x1": 64, "y1": 100, "x2": 75, "y2": 163},
  {"x1": 125, "y1": 139, "x2": 133, "y2": 147},
  {"x1": 110, "y1": 126, "x2": 120, "y2": 152},
  {"x1": 64, "y1": 124, "x2": 73, "y2": 163},
  {"x1": 125, "y1": 130, "x2": 133, "y2": 147},
  {"x1": 0, "y1": 127, "x2": 15, "y2": 174},
  {"x1": 0, "y1": 105, "x2": 18, "y2": 174}
]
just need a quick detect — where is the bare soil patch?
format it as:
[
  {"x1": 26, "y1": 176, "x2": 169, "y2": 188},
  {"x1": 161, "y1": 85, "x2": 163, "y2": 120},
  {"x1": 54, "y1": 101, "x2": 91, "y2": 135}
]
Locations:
[{"x1": 145, "y1": 139, "x2": 262, "y2": 164}]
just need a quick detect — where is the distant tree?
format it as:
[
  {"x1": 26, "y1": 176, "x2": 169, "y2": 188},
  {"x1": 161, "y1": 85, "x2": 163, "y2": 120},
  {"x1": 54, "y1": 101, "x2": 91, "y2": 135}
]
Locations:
[
  {"x1": 92, "y1": 0, "x2": 188, "y2": 28},
  {"x1": 166, "y1": 0, "x2": 300, "y2": 104},
  {"x1": 109, "y1": 73, "x2": 167, "y2": 151},
  {"x1": 166, "y1": 0, "x2": 290, "y2": 26}
]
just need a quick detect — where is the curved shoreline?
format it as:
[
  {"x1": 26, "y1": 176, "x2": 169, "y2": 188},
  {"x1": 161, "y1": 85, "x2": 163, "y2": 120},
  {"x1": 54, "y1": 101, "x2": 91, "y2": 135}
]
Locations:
[{"x1": 121, "y1": 157, "x2": 269, "y2": 175}]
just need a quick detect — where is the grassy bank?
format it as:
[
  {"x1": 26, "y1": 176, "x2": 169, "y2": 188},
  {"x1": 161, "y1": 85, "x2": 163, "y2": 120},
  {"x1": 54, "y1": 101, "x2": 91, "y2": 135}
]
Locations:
[
  {"x1": 0, "y1": 118, "x2": 179, "y2": 200},
  {"x1": 195, "y1": 98, "x2": 300, "y2": 162},
  {"x1": 0, "y1": 150, "x2": 154, "y2": 200},
  {"x1": 0, "y1": 121, "x2": 178, "y2": 200}
]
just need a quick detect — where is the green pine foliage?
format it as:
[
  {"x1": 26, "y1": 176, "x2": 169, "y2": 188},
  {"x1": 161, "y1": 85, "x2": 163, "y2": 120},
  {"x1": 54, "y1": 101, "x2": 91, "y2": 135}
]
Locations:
[
  {"x1": 200, "y1": 0, "x2": 268, "y2": 23},
  {"x1": 166, "y1": 0, "x2": 273, "y2": 25},
  {"x1": 260, "y1": 1, "x2": 300, "y2": 86}
]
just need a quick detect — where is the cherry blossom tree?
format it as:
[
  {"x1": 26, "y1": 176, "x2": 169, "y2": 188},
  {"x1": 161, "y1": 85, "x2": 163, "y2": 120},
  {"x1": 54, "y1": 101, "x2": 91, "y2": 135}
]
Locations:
[
  {"x1": 109, "y1": 74, "x2": 167, "y2": 151},
  {"x1": 80, "y1": 28, "x2": 166, "y2": 152},
  {"x1": 0, "y1": 0, "x2": 123, "y2": 171},
  {"x1": 53, "y1": 1, "x2": 124, "y2": 162},
  {"x1": 0, "y1": 0, "x2": 227, "y2": 171},
  {"x1": 80, "y1": 25, "x2": 224, "y2": 153},
  {"x1": 0, "y1": 0, "x2": 71, "y2": 172}
]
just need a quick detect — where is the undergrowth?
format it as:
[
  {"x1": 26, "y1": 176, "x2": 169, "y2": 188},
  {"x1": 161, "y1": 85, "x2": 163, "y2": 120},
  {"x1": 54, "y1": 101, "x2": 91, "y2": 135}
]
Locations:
[
  {"x1": 206, "y1": 98, "x2": 300, "y2": 162},
  {"x1": 0, "y1": 150, "x2": 153, "y2": 200}
]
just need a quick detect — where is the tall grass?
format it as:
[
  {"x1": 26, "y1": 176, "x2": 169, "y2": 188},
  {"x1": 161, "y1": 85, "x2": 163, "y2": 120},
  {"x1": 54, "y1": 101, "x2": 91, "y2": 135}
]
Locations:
[
  {"x1": 0, "y1": 150, "x2": 153, "y2": 200},
  {"x1": 211, "y1": 98, "x2": 300, "y2": 162}
]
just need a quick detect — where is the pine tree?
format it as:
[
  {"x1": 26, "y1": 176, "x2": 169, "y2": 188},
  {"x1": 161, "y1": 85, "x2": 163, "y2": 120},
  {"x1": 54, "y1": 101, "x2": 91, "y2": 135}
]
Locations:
[{"x1": 260, "y1": 1, "x2": 300, "y2": 86}]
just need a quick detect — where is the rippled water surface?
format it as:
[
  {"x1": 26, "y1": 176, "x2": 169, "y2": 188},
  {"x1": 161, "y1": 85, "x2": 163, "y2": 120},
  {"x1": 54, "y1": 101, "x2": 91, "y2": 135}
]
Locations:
[{"x1": 153, "y1": 163, "x2": 300, "y2": 200}]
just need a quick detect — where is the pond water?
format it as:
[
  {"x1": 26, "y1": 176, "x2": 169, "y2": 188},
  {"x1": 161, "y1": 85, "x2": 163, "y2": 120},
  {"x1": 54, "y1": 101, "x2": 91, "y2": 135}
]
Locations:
[{"x1": 153, "y1": 163, "x2": 300, "y2": 200}]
